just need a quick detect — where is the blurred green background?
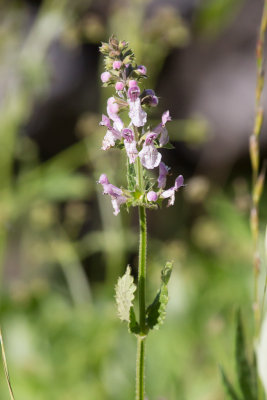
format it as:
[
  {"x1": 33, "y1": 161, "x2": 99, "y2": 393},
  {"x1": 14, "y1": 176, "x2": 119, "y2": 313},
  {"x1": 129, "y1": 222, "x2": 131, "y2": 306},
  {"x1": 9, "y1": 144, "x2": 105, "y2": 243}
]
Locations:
[{"x1": 0, "y1": 0, "x2": 265, "y2": 399}]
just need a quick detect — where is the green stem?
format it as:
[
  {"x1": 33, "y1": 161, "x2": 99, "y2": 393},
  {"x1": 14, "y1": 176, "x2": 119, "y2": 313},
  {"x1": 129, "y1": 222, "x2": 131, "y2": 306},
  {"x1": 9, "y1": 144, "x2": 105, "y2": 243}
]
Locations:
[
  {"x1": 135, "y1": 154, "x2": 147, "y2": 400},
  {"x1": 136, "y1": 336, "x2": 145, "y2": 400},
  {"x1": 138, "y1": 206, "x2": 147, "y2": 333}
]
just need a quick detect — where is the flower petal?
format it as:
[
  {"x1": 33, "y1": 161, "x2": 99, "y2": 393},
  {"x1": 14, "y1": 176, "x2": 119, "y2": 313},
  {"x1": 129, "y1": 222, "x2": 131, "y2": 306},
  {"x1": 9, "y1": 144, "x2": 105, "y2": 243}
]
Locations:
[
  {"x1": 162, "y1": 110, "x2": 171, "y2": 126},
  {"x1": 147, "y1": 191, "x2": 158, "y2": 202},
  {"x1": 125, "y1": 140, "x2": 138, "y2": 164},
  {"x1": 111, "y1": 196, "x2": 127, "y2": 215},
  {"x1": 158, "y1": 127, "x2": 169, "y2": 147},
  {"x1": 158, "y1": 162, "x2": 169, "y2": 189},
  {"x1": 139, "y1": 144, "x2": 161, "y2": 169},
  {"x1": 129, "y1": 98, "x2": 147, "y2": 127}
]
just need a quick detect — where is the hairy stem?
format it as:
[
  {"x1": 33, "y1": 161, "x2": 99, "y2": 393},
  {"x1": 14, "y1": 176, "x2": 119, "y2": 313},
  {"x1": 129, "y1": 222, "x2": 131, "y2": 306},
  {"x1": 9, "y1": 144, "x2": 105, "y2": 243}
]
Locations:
[
  {"x1": 136, "y1": 336, "x2": 145, "y2": 400},
  {"x1": 138, "y1": 205, "x2": 147, "y2": 333},
  {"x1": 135, "y1": 156, "x2": 147, "y2": 400}
]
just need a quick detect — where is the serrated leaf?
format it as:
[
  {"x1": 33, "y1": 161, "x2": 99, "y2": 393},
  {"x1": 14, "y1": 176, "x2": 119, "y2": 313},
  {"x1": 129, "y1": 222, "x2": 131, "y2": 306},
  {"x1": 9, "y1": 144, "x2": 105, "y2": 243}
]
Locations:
[
  {"x1": 115, "y1": 266, "x2": 136, "y2": 322},
  {"x1": 219, "y1": 366, "x2": 241, "y2": 400},
  {"x1": 235, "y1": 310, "x2": 255, "y2": 400},
  {"x1": 127, "y1": 159, "x2": 136, "y2": 191},
  {"x1": 146, "y1": 262, "x2": 173, "y2": 330},
  {"x1": 129, "y1": 307, "x2": 140, "y2": 334}
]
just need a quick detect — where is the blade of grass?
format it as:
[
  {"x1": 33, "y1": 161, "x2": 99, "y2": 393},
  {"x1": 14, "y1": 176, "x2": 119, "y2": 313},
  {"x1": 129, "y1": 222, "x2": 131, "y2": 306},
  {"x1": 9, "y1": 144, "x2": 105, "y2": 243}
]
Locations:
[{"x1": 0, "y1": 328, "x2": 15, "y2": 400}]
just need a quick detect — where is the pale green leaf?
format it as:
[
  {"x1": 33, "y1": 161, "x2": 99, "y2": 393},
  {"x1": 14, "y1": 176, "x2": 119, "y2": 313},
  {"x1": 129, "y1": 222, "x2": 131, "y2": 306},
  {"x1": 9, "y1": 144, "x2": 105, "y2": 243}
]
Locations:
[{"x1": 115, "y1": 266, "x2": 137, "y2": 322}]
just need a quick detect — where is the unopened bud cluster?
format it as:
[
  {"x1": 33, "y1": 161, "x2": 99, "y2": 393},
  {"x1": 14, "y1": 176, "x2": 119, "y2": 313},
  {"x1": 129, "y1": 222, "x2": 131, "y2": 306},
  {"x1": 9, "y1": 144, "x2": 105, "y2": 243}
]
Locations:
[{"x1": 98, "y1": 36, "x2": 184, "y2": 215}]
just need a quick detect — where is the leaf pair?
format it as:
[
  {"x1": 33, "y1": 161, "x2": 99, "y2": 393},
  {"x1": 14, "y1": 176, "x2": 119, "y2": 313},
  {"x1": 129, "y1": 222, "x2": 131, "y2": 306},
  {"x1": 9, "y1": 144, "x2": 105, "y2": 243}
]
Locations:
[
  {"x1": 115, "y1": 262, "x2": 173, "y2": 335},
  {"x1": 220, "y1": 311, "x2": 259, "y2": 400}
]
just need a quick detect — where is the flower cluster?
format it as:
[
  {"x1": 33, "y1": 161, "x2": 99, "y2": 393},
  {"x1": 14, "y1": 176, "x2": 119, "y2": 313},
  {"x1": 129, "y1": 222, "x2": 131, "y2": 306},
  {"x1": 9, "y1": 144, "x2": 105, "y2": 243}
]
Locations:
[{"x1": 98, "y1": 36, "x2": 184, "y2": 215}]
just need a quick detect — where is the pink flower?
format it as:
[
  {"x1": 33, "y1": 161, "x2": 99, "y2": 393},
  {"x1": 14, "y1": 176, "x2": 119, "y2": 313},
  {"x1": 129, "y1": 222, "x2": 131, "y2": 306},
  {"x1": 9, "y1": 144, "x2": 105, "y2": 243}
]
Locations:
[
  {"x1": 98, "y1": 174, "x2": 127, "y2": 215},
  {"x1": 107, "y1": 97, "x2": 124, "y2": 131},
  {"x1": 113, "y1": 60, "x2": 122, "y2": 69},
  {"x1": 128, "y1": 87, "x2": 147, "y2": 127},
  {"x1": 101, "y1": 71, "x2": 111, "y2": 83},
  {"x1": 115, "y1": 81, "x2": 125, "y2": 91},
  {"x1": 100, "y1": 114, "x2": 122, "y2": 150},
  {"x1": 137, "y1": 65, "x2": 147, "y2": 75},
  {"x1": 107, "y1": 97, "x2": 119, "y2": 115},
  {"x1": 128, "y1": 85, "x2": 140, "y2": 101},
  {"x1": 162, "y1": 110, "x2": 171, "y2": 125},
  {"x1": 158, "y1": 162, "x2": 169, "y2": 189},
  {"x1": 122, "y1": 128, "x2": 138, "y2": 164},
  {"x1": 147, "y1": 191, "x2": 158, "y2": 202},
  {"x1": 153, "y1": 110, "x2": 172, "y2": 147},
  {"x1": 161, "y1": 175, "x2": 184, "y2": 206},
  {"x1": 111, "y1": 197, "x2": 127, "y2": 216}
]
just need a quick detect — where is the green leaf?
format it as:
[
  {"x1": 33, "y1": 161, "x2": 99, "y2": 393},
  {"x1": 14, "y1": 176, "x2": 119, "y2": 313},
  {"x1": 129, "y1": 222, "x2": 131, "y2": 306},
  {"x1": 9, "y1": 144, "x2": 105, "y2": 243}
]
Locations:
[
  {"x1": 128, "y1": 307, "x2": 140, "y2": 334},
  {"x1": 251, "y1": 352, "x2": 258, "y2": 400},
  {"x1": 146, "y1": 261, "x2": 173, "y2": 330},
  {"x1": 127, "y1": 159, "x2": 136, "y2": 191},
  {"x1": 219, "y1": 366, "x2": 241, "y2": 400},
  {"x1": 115, "y1": 266, "x2": 137, "y2": 322},
  {"x1": 235, "y1": 311, "x2": 255, "y2": 400}
]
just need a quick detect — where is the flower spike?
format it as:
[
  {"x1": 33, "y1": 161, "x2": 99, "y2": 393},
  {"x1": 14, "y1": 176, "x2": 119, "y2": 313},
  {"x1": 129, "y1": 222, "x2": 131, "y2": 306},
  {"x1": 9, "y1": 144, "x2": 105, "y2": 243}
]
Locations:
[{"x1": 98, "y1": 36, "x2": 184, "y2": 215}]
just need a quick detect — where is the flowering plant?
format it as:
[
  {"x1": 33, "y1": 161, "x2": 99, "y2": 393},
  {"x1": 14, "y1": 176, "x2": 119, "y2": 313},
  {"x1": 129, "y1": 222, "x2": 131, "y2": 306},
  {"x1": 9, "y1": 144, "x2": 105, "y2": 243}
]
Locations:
[{"x1": 98, "y1": 36, "x2": 184, "y2": 399}]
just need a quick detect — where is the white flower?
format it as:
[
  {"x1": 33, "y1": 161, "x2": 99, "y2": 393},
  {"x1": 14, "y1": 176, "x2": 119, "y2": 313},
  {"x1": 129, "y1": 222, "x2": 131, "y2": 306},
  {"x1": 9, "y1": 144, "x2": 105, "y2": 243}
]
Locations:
[
  {"x1": 125, "y1": 140, "x2": 138, "y2": 164},
  {"x1": 102, "y1": 130, "x2": 116, "y2": 150},
  {"x1": 111, "y1": 196, "x2": 127, "y2": 216},
  {"x1": 161, "y1": 175, "x2": 184, "y2": 206},
  {"x1": 139, "y1": 143, "x2": 161, "y2": 169},
  {"x1": 129, "y1": 98, "x2": 147, "y2": 127}
]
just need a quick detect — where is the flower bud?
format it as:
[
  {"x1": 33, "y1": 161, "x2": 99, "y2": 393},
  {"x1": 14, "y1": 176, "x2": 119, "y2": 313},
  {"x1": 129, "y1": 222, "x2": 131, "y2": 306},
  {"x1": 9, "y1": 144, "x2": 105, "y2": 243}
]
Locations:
[
  {"x1": 129, "y1": 80, "x2": 138, "y2": 88},
  {"x1": 115, "y1": 81, "x2": 125, "y2": 91},
  {"x1": 98, "y1": 174, "x2": 109, "y2": 185},
  {"x1": 113, "y1": 60, "x2": 122, "y2": 70},
  {"x1": 147, "y1": 191, "x2": 158, "y2": 202},
  {"x1": 150, "y1": 96, "x2": 159, "y2": 106},
  {"x1": 99, "y1": 42, "x2": 110, "y2": 54},
  {"x1": 109, "y1": 50, "x2": 120, "y2": 57},
  {"x1": 109, "y1": 36, "x2": 119, "y2": 48},
  {"x1": 128, "y1": 85, "x2": 140, "y2": 102},
  {"x1": 107, "y1": 97, "x2": 119, "y2": 114},
  {"x1": 137, "y1": 65, "x2": 147, "y2": 75},
  {"x1": 101, "y1": 71, "x2": 111, "y2": 83}
]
